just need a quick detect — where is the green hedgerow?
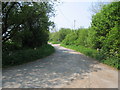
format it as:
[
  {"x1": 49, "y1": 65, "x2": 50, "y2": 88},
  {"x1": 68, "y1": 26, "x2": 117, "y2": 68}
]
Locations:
[{"x1": 2, "y1": 44, "x2": 55, "y2": 68}]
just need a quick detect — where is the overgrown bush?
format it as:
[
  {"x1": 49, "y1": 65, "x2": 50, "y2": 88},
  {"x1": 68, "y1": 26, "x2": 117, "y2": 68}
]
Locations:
[
  {"x1": 90, "y1": 2, "x2": 120, "y2": 69},
  {"x1": 49, "y1": 28, "x2": 71, "y2": 43},
  {"x1": 49, "y1": 32, "x2": 60, "y2": 42},
  {"x1": 62, "y1": 32, "x2": 78, "y2": 45},
  {"x1": 75, "y1": 29, "x2": 88, "y2": 46},
  {"x1": 61, "y1": 44, "x2": 100, "y2": 60},
  {"x1": 58, "y1": 28, "x2": 71, "y2": 42},
  {"x1": 2, "y1": 41, "x2": 22, "y2": 52},
  {"x1": 2, "y1": 2, "x2": 56, "y2": 68},
  {"x1": 2, "y1": 44, "x2": 55, "y2": 68},
  {"x1": 102, "y1": 57, "x2": 119, "y2": 69}
]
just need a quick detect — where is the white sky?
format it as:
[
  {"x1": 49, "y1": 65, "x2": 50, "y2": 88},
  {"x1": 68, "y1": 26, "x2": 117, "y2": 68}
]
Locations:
[
  {"x1": 51, "y1": 2, "x2": 92, "y2": 30},
  {"x1": 50, "y1": 0, "x2": 115, "y2": 31}
]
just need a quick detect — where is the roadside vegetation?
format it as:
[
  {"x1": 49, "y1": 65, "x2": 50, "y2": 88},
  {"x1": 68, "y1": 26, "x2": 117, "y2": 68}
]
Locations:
[
  {"x1": 3, "y1": 44, "x2": 55, "y2": 68},
  {"x1": 49, "y1": 2, "x2": 120, "y2": 69},
  {"x1": 2, "y1": 2, "x2": 55, "y2": 68},
  {"x1": 49, "y1": 41, "x2": 60, "y2": 44}
]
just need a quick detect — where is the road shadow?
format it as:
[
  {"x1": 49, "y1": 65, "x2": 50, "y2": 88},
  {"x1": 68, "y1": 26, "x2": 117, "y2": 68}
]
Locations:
[{"x1": 2, "y1": 44, "x2": 104, "y2": 88}]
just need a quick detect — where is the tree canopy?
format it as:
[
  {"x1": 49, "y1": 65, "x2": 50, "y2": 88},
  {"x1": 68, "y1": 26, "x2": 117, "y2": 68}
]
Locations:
[{"x1": 2, "y1": 2, "x2": 55, "y2": 48}]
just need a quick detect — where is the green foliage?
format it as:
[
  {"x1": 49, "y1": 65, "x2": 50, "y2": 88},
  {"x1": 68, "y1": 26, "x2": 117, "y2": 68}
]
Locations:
[
  {"x1": 101, "y1": 25, "x2": 120, "y2": 58},
  {"x1": 50, "y1": 41, "x2": 60, "y2": 44},
  {"x1": 58, "y1": 28, "x2": 72, "y2": 42},
  {"x1": 2, "y1": 2, "x2": 56, "y2": 67},
  {"x1": 49, "y1": 32, "x2": 60, "y2": 42},
  {"x1": 49, "y1": 28, "x2": 71, "y2": 43},
  {"x1": 86, "y1": 28, "x2": 96, "y2": 48},
  {"x1": 60, "y1": 28, "x2": 89, "y2": 46},
  {"x1": 75, "y1": 29, "x2": 88, "y2": 46},
  {"x1": 61, "y1": 44, "x2": 100, "y2": 60},
  {"x1": 61, "y1": 44, "x2": 119, "y2": 69},
  {"x1": 2, "y1": 2, "x2": 55, "y2": 48},
  {"x1": 2, "y1": 44, "x2": 55, "y2": 68},
  {"x1": 90, "y1": 2, "x2": 120, "y2": 69},
  {"x1": 91, "y1": 2, "x2": 120, "y2": 49},
  {"x1": 62, "y1": 32, "x2": 78, "y2": 45},
  {"x1": 2, "y1": 41, "x2": 22, "y2": 52},
  {"x1": 102, "y1": 57, "x2": 119, "y2": 69}
]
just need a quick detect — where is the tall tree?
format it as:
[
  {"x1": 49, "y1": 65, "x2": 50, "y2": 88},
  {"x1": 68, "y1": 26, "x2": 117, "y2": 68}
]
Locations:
[
  {"x1": 2, "y1": 2, "x2": 55, "y2": 48},
  {"x1": 91, "y1": 1, "x2": 120, "y2": 58}
]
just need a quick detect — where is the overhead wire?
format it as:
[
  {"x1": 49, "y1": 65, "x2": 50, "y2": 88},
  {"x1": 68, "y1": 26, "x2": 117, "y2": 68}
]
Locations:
[{"x1": 56, "y1": 6, "x2": 74, "y2": 29}]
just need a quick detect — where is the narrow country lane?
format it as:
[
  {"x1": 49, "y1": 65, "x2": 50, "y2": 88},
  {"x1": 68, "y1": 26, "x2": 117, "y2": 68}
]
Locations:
[{"x1": 2, "y1": 44, "x2": 118, "y2": 88}]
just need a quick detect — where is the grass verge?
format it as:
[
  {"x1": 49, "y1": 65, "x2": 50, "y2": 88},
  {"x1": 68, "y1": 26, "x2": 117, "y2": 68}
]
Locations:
[
  {"x1": 49, "y1": 41, "x2": 60, "y2": 44},
  {"x1": 61, "y1": 44, "x2": 99, "y2": 59},
  {"x1": 2, "y1": 44, "x2": 55, "y2": 68},
  {"x1": 61, "y1": 44, "x2": 119, "y2": 69}
]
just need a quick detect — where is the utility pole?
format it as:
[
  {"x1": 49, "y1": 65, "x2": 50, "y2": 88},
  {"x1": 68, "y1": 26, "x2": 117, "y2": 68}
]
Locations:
[
  {"x1": 73, "y1": 20, "x2": 76, "y2": 33},
  {"x1": 74, "y1": 20, "x2": 76, "y2": 30}
]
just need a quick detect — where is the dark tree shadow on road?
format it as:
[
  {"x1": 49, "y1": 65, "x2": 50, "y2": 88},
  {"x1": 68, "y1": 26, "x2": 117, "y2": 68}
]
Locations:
[{"x1": 2, "y1": 44, "x2": 105, "y2": 88}]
